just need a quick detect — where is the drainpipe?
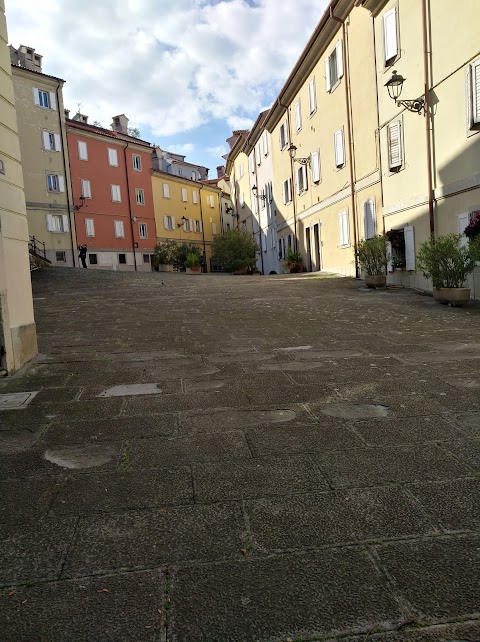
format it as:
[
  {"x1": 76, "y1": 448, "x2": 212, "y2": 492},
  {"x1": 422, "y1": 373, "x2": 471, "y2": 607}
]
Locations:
[
  {"x1": 422, "y1": 0, "x2": 435, "y2": 237},
  {"x1": 123, "y1": 141, "x2": 137, "y2": 271},
  {"x1": 330, "y1": 7, "x2": 359, "y2": 277},
  {"x1": 249, "y1": 142, "x2": 265, "y2": 275},
  {"x1": 56, "y1": 82, "x2": 76, "y2": 266},
  {"x1": 197, "y1": 183, "x2": 207, "y2": 268},
  {"x1": 278, "y1": 99, "x2": 298, "y2": 253}
]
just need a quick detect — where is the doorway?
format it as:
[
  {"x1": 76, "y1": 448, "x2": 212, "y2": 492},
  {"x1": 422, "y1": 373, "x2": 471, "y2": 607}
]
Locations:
[
  {"x1": 305, "y1": 227, "x2": 312, "y2": 272},
  {"x1": 313, "y1": 223, "x2": 321, "y2": 271}
]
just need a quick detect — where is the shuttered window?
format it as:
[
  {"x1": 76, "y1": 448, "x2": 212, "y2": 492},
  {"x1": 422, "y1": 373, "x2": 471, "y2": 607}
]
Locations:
[
  {"x1": 163, "y1": 215, "x2": 175, "y2": 230},
  {"x1": 78, "y1": 141, "x2": 88, "y2": 160},
  {"x1": 308, "y1": 79, "x2": 317, "y2": 114},
  {"x1": 404, "y1": 225, "x2": 415, "y2": 270},
  {"x1": 163, "y1": 183, "x2": 170, "y2": 198},
  {"x1": 81, "y1": 179, "x2": 91, "y2": 198},
  {"x1": 458, "y1": 213, "x2": 470, "y2": 248},
  {"x1": 339, "y1": 211, "x2": 349, "y2": 246},
  {"x1": 262, "y1": 131, "x2": 269, "y2": 156},
  {"x1": 209, "y1": 195, "x2": 215, "y2": 208},
  {"x1": 212, "y1": 222, "x2": 217, "y2": 236},
  {"x1": 114, "y1": 220, "x2": 125, "y2": 238},
  {"x1": 325, "y1": 41, "x2": 343, "y2": 92},
  {"x1": 108, "y1": 148, "x2": 118, "y2": 166},
  {"x1": 249, "y1": 153, "x2": 255, "y2": 174},
  {"x1": 139, "y1": 223, "x2": 148, "y2": 239},
  {"x1": 311, "y1": 150, "x2": 321, "y2": 183},
  {"x1": 296, "y1": 165, "x2": 308, "y2": 194},
  {"x1": 279, "y1": 121, "x2": 288, "y2": 149},
  {"x1": 387, "y1": 120, "x2": 403, "y2": 169},
  {"x1": 294, "y1": 101, "x2": 302, "y2": 131},
  {"x1": 383, "y1": 6, "x2": 398, "y2": 64},
  {"x1": 181, "y1": 188, "x2": 188, "y2": 202},
  {"x1": 46, "y1": 214, "x2": 68, "y2": 233},
  {"x1": 192, "y1": 190, "x2": 198, "y2": 204},
  {"x1": 472, "y1": 60, "x2": 480, "y2": 125},
  {"x1": 47, "y1": 174, "x2": 64, "y2": 192},
  {"x1": 282, "y1": 178, "x2": 292, "y2": 204},
  {"x1": 85, "y1": 218, "x2": 95, "y2": 237},
  {"x1": 111, "y1": 185, "x2": 121, "y2": 202},
  {"x1": 363, "y1": 200, "x2": 376, "y2": 239},
  {"x1": 334, "y1": 129, "x2": 345, "y2": 168}
]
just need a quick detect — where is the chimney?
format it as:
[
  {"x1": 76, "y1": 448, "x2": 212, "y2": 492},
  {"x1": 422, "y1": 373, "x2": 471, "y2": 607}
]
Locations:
[
  {"x1": 216, "y1": 165, "x2": 225, "y2": 178},
  {"x1": 111, "y1": 114, "x2": 129, "y2": 135},
  {"x1": 73, "y1": 112, "x2": 88, "y2": 124},
  {"x1": 10, "y1": 45, "x2": 42, "y2": 72},
  {"x1": 64, "y1": 109, "x2": 70, "y2": 119}
]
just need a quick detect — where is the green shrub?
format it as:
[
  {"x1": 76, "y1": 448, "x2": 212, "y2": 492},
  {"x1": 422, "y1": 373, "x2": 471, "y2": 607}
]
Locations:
[
  {"x1": 211, "y1": 229, "x2": 259, "y2": 273},
  {"x1": 153, "y1": 240, "x2": 178, "y2": 265},
  {"x1": 355, "y1": 235, "x2": 388, "y2": 276},
  {"x1": 185, "y1": 252, "x2": 200, "y2": 268},
  {"x1": 416, "y1": 234, "x2": 480, "y2": 288},
  {"x1": 176, "y1": 243, "x2": 201, "y2": 267}
]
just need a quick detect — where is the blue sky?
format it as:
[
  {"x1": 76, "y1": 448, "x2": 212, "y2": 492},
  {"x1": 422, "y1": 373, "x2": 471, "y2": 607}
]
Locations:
[{"x1": 7, "y1": 0, "x2": 328, "y2": 175}]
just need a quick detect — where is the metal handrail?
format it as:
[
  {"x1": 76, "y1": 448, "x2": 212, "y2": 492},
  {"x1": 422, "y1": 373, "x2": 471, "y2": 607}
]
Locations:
[{"x1": 29, "y1": 236, "x2": 47, "y2": 259}]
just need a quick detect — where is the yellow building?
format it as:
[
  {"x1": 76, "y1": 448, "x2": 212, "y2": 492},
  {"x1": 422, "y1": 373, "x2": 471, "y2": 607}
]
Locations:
[
  {"x1": 363, "y1": 0, "x2": 480, "y2": 296},
  {"x1": 0, "y1": 7, "x2": 37, "y2": 373},
  {"x1": 264, "y1": 0, "x2": 382, "y2": 276},
  {"x1": 10, "y1": 45, "x2": 76, "y2": 267},
  {"x1": 151, "y1": 171, "x2": 222, "y2": 271},
  {"x1": 225, "y1": 131, "x2": 255, "y2": 234}
]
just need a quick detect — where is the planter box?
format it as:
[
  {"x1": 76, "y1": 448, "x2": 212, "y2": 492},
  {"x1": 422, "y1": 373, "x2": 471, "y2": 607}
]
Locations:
[
  {"x1": 365, "y1": 274, "x2": 386, "y2": 289},
  {"x1": 433, "y1": 287, "x2": 470, "y2": 307},
  {"x1": 158, "y1": 264, "x2": 173, "y2": 272},
  {"x1": 186, "y1": 267, "x2": 201, "y2": 274}
]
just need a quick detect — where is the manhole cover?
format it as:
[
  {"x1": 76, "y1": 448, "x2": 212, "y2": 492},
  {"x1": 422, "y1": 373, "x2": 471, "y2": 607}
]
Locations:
[{"x1": 0, "y1": 391, "x2": 39, "y2": 410}]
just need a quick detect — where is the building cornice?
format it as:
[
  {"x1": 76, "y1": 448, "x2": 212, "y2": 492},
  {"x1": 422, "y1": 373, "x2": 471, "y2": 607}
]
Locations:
[
  {"x1": 67, "y1": 120, "x2": 152, "y2": 150},
  {"x1": 11, "y1": 64, "x2": 65, "y2": 85}
]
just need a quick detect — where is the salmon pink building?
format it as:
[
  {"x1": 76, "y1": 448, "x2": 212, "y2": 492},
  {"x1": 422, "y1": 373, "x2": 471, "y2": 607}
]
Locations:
[{"x1": 67, "y1": 113, "x2": 155, "y2": 271}]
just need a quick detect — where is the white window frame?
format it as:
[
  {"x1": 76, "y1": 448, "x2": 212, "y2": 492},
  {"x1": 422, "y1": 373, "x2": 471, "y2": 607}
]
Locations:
[
  {"x1": 42, "y1": 131, "x2": 61, "y2": 152},
  {"x1": 108, "y1": 148, "x2": 119, "y2": 167},
  {"x1": 139, "y1": 223, "x2": 148, "y2": 239},
  {"x1": 279, "y1": 120, "x2": 288, "y2": 150},
  {"x1": 339, "y1": 210, "x2": 349, "y2": 247},
  {"x1": 334, "y1": 129, "x2": 345, "y2": 168},
  {"x1": 363, "y1": 199, "x2": 376, "y2": 239},
  {"x1": 282, "y1": 178, "x2": 292, "y2": 205},
  {"x1": 46, "y1": 213, "x2": 68, "y2": 233},
  {"x1": 192, "y1": 190, "x2": 198, "y2": 204},
  {"x1": 295, "y1": 100, "x2": 302, "y2": 131},
  {"x1": 308, "y1": 78, "x2": 317, "y2": 115},
  {"x1": 325, "y1": 40, "x2": 343, "y2": 92},
  {"x1": 194, "y1": 220, "x2": 201, "y2": 233},
  {"x1": 85, "y1": 218, "x2": 95, "y2": 237},
  {"x1": 296, "y1": 165, "x2": 308, "y2": 195},
  {"x1": 262, "y1": 131, "x2": 269, "y2": 156},
  {"x1": 47, "y1": 173, "x2": 64, "y2": 192},
  {"x1": 311, "y1": 150, "x2": 321, "y2": 183},
  {"x1": 387, "y1": 119, "x2": 403, "y2": 170},
  {"x1": 469, "y1": 59, "x2": 480, "y2": 127},
  {"x1": 212, "y1": 222, "x2": 217, "y2": 236},
  {"x1": 404, "y1": 225, "x2": 415, "y2": 271},
  {"x1": 81, "y1": 179, "x2": 91, "y2": 199},
  {"x1": 78, "y1": 140, "x2": 88, "y2": 160},
  {"x1": 209, "y1": 194, "x2": 215, "y2": 208},
  {"x1": 135, "y1": 188, "x2": 145, "y2": 205},
  {"x1": 181, "y1": 187, "x2": 188, "y2": 202},
  {"x1": 163, "y1": 215, "x2": 175, "y2": 230},
  {"x1": 111, "y1": 184, "x2": 121, "y2": 202},
  {"x1": 114, "y1": 220, "x2": 125, "y2": 238},
  {"x1": 163, "y1": 183, "x2": 170, "y2": 198},
  {"x1": 34, "y1": 88, "x2": 55, "y2": 109},
  {"x1": 132, "y1": 154, "x2": 142, "y2": 171},
  {"x1": 383, "y1": 5, "x2": 399, "y2": 66}
]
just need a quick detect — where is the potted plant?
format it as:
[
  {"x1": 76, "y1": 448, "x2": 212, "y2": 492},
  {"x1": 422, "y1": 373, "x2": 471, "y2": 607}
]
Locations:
[
  {"x1": 153, "y1": 240, "x2": 177, "y2": 272},
  {"x1": 355, "y1": 235, "x2": 388, "y2": 288},
  {"x1": 286, "y1": 246, "x2": 304, "y2": 273},
  {"x1": 416, "y1": 233, "x2": 480, "y2": 306},
  {"x1": 464, "y1": 212, "x2": 480, "y2": 241},
  {"x1": 185, "y1": 252, "x2": 201, "y2": 273}
]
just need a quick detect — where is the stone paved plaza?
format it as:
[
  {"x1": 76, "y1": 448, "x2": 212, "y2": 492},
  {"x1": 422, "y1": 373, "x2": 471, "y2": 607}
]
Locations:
[{"x1": 1, "y1": 268, "x2": 479, "y2": 642}]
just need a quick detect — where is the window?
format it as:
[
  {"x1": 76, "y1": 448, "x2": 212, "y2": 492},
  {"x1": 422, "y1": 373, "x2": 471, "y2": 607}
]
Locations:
[
  {"x1": 279, "y1": 120, "x2": 288, "y2": 149},
  {"x1": 163, "y1": 215, "x2": 175, "y2": 230},
  {"x1": 209, "y1": 195, "x2": 215, "y2": 208},
  {"x1": 85, "y1": 218, "x2": 95, "y2": 237},
  {"x1": 47, "y1": 174, "x2": 64, "y2": 192},
  {"x1": 278, "y1": 239, "x2": 284, "y2": 260},
  {"x1": 262, "y1": 131, "x2": 269, "y2": 156},
  {"x1": 132, "y1": 154, "x2": 142, "y2": 171},
  {"x1": 255, "y1": 143, "x2": 261, "y2": 166},
  {"x1": 212, "y1": 222, "x2": 217, "y2": 236},
  {"x1": 139, "y1": 223, "x2": 148, "y2": 239},
  {"x1": 183, "y1": 218, "x2": 191, "y2": 232},
  {"x1": 363, "y1": 200, "x2": 376, "y2": 239},
  {"x1": 163, "y1": 183, "x2": 170, "y2": 198},
  {"x1": 311, "y1": 150, "x2": 321, "y2": 183},
  {"x1": 42, "y1": 131, "x2": 61, "y2": 152},
  {"x1": 387, "y1": 119, "x2": 403, "y2": 170},
  {"x1": 192, "y1": 190, "x2": 198, "y2": 204},
  {"x1": 191, "y1": 171, "x2": 197, "y2": 180},
  {"x1": 46, "y1": 214, "x2": 68, "y2": 233},
  {"x1": 118, "y1": 253, "x2": 127, "y2": 264},
  {"x1": 143, "y1": 254, "x2": 151, "y2": 264},
  {"x1": 240, "y1": 192, "x2": 245, "y2": 208},
  {"x1": 56, "y1": 251, "x2": 66, "y2": 263},
  {"x1": 404, "y1": 225, "x2": 415, "y2": 270},
  {"x1": 0, "y1": 160, "x2": 4, "y2": 175},
  {"x1": 78, "y1": 141, "x2": 88, "y2": 160},
  {"x1": 108, "y1": 148, "x2": 118, "y2": 166},
  {"x1": 237, "y1": 163, "x2": 244, "y2": 178},
  {"x1": 308, "y1": 78, "x2": 316, "y2": 114},
  {"x1": 325, "y1": 41, "x2": 343, "y2": 92},
  {"x1": 136, "y1": 188, "x2": 145, "y2": 205},
  {"x1": 296, "y1": 165, "x2": 308, "y2": 194},
  {"x1": 282, "y1": 178, "x2": 292, "y2": 204},
  {"x1": 334, "y1": 129, "x2": 345, "y2": 168},
  {"x1": 81, "y1": 179, "x2": 91, "y2": 198},
  {"x1": 295, "y1": 100, "x2": 302, "y2": 131},
  {"x1": 339, "y1": 210, "x2": 349, "y2": 246},
  {"x1": 467, "y1": 59, "x2": 480, "y2": 129},
  {"x1": 33, "y1": 88, "x2": 56, "y2": 109},
  {"x1": 114, "y1": 220, "x2": 125, "y2": 238},
  {"x1": 111, "y1": 184, "x2": 121, "y2": 202},
  {"x1": 89, "y1": 253, "x2": 98, "y2": 265},
  {"x1": 194, "y1": 220, "x2": 201, "y2": 233},
  {"x1": 181, "y1": 188, "x2": 188, "y2": 202},
  {"x1": 383, "y1": 6, "x2": 399, "y2": 65}
]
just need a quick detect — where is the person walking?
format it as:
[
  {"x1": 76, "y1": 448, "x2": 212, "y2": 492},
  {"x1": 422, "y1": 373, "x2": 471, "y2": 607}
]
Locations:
[{"x1": 78, "y1": 244, "x2": 88, "y2": 269}]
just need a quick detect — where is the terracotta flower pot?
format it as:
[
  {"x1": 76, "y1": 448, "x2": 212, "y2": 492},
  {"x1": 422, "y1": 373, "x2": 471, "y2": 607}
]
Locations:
[
  {"x1": 433, "y1": 287, "x2": 470, "y2": 306},
  {"x1": 365, "y1": 274, "x2": 386, "y2": 289}
]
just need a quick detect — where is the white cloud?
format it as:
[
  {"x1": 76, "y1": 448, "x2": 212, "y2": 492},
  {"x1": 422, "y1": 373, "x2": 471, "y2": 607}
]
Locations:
[
  {"x1": 207, "y1": 145, "x2": 228, "y2": 157},
  {"x1": 167, "y1": 143, "x2": 195, "y2": 154},
  {"x1": 6, "y1": 0, "x2": 329, "y2": 138}
]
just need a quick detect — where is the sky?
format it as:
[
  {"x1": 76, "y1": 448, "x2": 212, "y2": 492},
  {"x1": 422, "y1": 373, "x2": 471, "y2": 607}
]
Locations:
[{"x1": 7, "y1": 0, "x2": 329, "y2": 174}]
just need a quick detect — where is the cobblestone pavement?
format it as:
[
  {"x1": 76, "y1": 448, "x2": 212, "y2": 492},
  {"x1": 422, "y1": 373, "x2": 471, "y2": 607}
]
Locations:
[{"x1": 1, "y1": 268, "x2": 479, "y2": 642}]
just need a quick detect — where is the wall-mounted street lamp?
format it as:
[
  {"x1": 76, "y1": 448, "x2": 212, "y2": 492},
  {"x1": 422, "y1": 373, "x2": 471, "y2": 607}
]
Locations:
[
  {"x1": 252, "y1": 185, "x2": 266, "y2": 201},
  {"x1": 74, "y1": 195, "x2": 86, "y2": 211},
  {"x1": 178, "y1": 215, "x2": 187, "y2": 228},
  {"x1": 287, "y1": 144, "x2": 311, "y2": 166},
  {"x1": 385, "y1": 70, "x2": 425, "y2": 114}
]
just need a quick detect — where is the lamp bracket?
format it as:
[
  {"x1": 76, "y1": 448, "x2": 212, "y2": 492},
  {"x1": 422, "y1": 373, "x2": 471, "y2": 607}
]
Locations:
[
  {"x1": 396, "y1": 97, "x2": 425, "y2": 114},
  {"x1": 293, "y1": 156, "x2": 311, "y2": 167}
]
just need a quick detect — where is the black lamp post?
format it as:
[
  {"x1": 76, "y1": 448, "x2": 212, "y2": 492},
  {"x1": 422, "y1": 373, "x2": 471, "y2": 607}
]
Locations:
[
  {"x1": 385, "y1": 70, "x2": 425, "y2": 114},
  {"x1": 287, "y1": 144, "x2": 311, "y2": 166},
  {"x1": 252, "y1": 185, "x2": 266, "y2": 201}
]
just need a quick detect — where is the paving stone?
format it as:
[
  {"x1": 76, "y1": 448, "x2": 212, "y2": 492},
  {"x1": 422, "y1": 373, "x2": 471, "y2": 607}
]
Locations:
[
  {"x1": 309, "y1": 398, "x2": 448, "y2": 419},
  {"x1": 0, "y1": 478, "x2": 59, "y2": 529},
  {"x1": 194, "y1": 455, "x2": 328, "y2": 502},
  {"x1": 180, "y1": 407, "x2": 300, "y2": 434},
  {"x1": 123, "y1": 389, "x2": 251, "y2": 415},
  {"x1": 0, "y1": 570, "x2": 163, "y2": 641},
  {"x1": 451, "y1": 411, "x2": 480, "y2": 437},
  {"x1": 316, "y1": 445, "x2": 471, "y2": 488},
  {"x1": 0, "y1": 429, "x2": 40, "y2": 453},
  {"x1": 30, "y1": 387, "x2": 81, "y2": 404},
  {"x1": 337, "y1": 620, "x2": 480, "y2": 642},
  {"x1": 0, "y1": 407, "x2": 50, "y2": 432},
  {"x1": 377, "y1": 536, "x2": 480, "y2": 620},
  {"x1": 128, "y1": 432, "x2": 252, "y2": 467},
  {"x1": 169, "y1": 549, "x2": 403, "y2": 642},
  {"x1": 351, "y1": 416, "x2": 461, "y2": 446},
  {"x1": 247, "y1": 422, "x2": 362, "y2": 456},
  {"x1": 34, "y1": 398, "x2": 124, "y2": 423},
  {"x1": 0, "y1": 517, "x2": 77, "y2": 586},
  {"x1": 410, "y1": 478, "x2": 480, "y2": 531},
  {"x1": 51, "y1": 467, "x2": 193, "y2": 515},
  {"x1": 246, "y1": 486, "x2": 437, "y2": 551},
  {"x1": 64, "y1": 503, "x2": 244, "y2": 577},
  {"x1": 441, "y1": 438, "x2": 480, "y2": 472}
]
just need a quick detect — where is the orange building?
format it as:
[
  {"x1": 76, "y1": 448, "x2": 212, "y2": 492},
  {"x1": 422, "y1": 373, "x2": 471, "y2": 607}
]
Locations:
[{"x1": 67, "y1": 113, "x2": 155, "y2": 271}]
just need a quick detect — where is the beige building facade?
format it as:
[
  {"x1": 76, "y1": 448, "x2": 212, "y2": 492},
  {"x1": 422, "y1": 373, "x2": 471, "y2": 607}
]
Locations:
[
  {"x1": 10, "y1": 46, "x2": 76, "y2": 267},
  {"x1": 0, "y1": 10, "x2": 37, "y2": 373}
]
